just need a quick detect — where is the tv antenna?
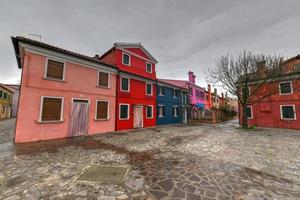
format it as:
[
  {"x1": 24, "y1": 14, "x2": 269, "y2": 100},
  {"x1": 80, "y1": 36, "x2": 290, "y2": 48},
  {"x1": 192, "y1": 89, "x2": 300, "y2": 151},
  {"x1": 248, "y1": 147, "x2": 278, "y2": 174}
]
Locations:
[{"x1": 28, "y1": 34, "x2": 42, "y2": 41}]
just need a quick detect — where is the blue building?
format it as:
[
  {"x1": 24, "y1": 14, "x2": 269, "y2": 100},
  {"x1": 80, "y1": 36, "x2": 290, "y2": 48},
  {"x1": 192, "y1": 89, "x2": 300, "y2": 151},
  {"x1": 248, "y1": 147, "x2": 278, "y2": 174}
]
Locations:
[{"x1": 156, "y1": 80, "x2": 189, "y2": 125}]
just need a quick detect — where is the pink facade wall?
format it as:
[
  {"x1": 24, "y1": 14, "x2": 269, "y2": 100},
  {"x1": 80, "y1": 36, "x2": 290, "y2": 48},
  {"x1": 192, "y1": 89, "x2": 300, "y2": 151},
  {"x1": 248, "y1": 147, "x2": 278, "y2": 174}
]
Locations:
[
  {"x1": 15, "y1": 52, "x2": 116, "y2": 143},
  {"x1": 188, "y1": 84, "x2": 205, "y2": 105}
]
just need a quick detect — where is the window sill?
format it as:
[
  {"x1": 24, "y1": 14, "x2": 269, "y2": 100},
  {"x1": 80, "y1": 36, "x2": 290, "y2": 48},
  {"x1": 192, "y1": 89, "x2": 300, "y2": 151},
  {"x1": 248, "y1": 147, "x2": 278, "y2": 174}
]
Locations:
[
  {"x1": 94, "y1": 118, "x2": 110, "y2": 121},
  {"x1": 158, "y1": 116, "x2": 165, "y2": 118},
  {"x1": 36, "y1": 120, "x2": 64, "y2": 124},
  {"x1": 97, "y1": 85, "x2": 110, "y2": 89},
  {"x1": 119, "y1": 118, "x2": 130, "y2": 120},
  {"x1": 43, "y1": 77, "x2": 65, "y2": 82},
  {"x1": 158, "y1": 94, "x2": 165, "y2": 96},
  {"x1": 146, "y1": 117, "x2": 153, "y2": 119},
  {"x1": 281, "y1": 118, "x2": 296, "y2": 121},
  {"x1": 279, "y1": 93, "x2": 293, "y2": 95}
]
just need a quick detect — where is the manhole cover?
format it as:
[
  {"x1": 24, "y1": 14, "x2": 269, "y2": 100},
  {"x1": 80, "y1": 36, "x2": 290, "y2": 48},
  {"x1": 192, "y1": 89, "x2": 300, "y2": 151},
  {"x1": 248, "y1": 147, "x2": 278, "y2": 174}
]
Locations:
[{"x1": 77, "y1": 165, "x2": 130, "y2": 183}]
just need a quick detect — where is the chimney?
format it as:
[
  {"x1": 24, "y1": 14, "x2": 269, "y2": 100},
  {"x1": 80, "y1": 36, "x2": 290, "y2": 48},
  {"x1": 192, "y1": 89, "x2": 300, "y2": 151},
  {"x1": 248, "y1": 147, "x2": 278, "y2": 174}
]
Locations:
[
  {"x1": 188, "y1": 71, "x2": 195, "y2": 84},
  {"x1": 221, "y1": 92, "x2": 224, "y2": 105},
  {"x1": 208, "y1": 84, "x2": 212, "y2": 109},
  {"x1": 94, "y1": 54, "x2": 100, "y2": 59},
  {"x1": 257, "y1": 61, "x2": 266, "y2": 77}
]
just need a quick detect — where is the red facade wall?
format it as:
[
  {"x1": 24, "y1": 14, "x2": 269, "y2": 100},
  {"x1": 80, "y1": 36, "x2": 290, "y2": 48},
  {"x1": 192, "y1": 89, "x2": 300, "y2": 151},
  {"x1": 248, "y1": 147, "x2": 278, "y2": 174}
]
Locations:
[
  {"x1": 116, "y1": 49, "x2": 156, "y2": 80},
  {"x1": 240, "y1": 78, "x2": 300, "y2": 130},
  {"x1": 100, "y1": 45, "x2": 157, "y2": 131},
  {"x1": 116, "y1": 77, "x2": 156, "y2": 130}
]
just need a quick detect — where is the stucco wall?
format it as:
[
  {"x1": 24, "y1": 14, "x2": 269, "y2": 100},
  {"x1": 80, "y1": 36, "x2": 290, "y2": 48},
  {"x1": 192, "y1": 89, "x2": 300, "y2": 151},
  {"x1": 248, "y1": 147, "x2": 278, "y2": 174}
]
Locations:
[{"x1": 15, "y1": 52, "x2": 117, "y2": 143}]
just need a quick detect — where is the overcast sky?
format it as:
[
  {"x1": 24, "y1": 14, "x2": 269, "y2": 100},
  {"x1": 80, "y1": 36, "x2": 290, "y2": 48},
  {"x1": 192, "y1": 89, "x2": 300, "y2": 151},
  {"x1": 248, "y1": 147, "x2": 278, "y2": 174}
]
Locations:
[{"x1": 1, "y1": 0, "x2": 300, "y2": 92}]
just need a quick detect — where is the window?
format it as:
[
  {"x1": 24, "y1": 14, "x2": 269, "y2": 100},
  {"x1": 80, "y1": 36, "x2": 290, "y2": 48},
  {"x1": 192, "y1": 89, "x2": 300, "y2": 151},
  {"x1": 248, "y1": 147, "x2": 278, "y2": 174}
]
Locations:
[
  {"x1": 120, "y1": 77, "x2": 130, "y2": 92},
  {"x1": 146, "y1": 106, "x2": 153, "y2": 118},
  {"x1": 0, "y1": 91, "x2": 2, "y2": 98},
  {"x1": 241, "y1": 87, "x2": 250, "y2": 97},
  {"x1": 122, "y1": 52, "x2": 130, "y2": 66},
  {"x1": 146, "y1": 83, "x2": 153, "y2": 95},
  {"x1": 46, "y1": 59, "x2": 65, "y2": 80},
  {"x1": 119, "y1": 104, "x2": 129, "y2": 119},
  {"x1": 173, "y1": 106, "x2": 179, "y2": 117},
  {"x1": 96, "y1": 101, "x2": 109, "y2": 120},
  {"x1": 40, "y1": 97, "x2": 63, "y2": 122},
  {"x1": 294, "y1": 64, "x2": 300, "y2": 72},
  {"x1": 98, "y1": 71, "x2": 109, "y2": 88},
  {"x1": 279, "y1": 82, "x2": 292, "y2": 95},
  {"x1": 280, "y1": 105, "x2": 296, "y2": 120},
  {"x1": 206, "y1": 95, "x2": 208, "y2": 100},
  {"x1": 245, "y1": 106, "x2": 253, "y2": 119},
  {"x1": 173, "y1": 89, "x2": 178, "y2": 98},
  {"x1": 3, "y1": 92, "x2": 7, "y2": 99},
  {"x1": 189, "y1": 88, "x2": 193, "y2": 96},
  {"x1": 158, "y1": 105, "x2": 165, "y2": 117},
  {"x1": 146, "y1": 62, "x2": 152, "y2": 73},
  {"x1": 158, "y1": 86, "x2": 165, "y2": 96}
]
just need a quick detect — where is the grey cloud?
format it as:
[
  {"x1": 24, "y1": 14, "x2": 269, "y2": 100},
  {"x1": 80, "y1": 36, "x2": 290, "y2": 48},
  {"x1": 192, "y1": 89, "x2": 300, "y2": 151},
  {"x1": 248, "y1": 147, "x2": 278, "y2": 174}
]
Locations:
[{"x1": 0, "y1": 0, "x2": 299, "y2": 92}]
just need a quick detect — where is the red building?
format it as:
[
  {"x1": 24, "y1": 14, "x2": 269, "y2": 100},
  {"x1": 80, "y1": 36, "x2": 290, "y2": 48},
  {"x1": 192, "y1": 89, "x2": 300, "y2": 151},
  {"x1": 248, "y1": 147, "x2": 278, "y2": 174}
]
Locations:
[
  {"x1": 240, "y1": 55, "x2": 300, "y2": 130},
  {"x1": 99, "y1": 43, "x2": 157, "y2": 130}
]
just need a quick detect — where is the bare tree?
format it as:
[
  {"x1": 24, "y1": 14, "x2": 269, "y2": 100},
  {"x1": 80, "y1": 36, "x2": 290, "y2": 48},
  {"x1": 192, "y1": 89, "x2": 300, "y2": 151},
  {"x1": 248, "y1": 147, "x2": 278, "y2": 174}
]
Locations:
[{"x1": 206, "y1": 50, "x2": 283, "y2": 128}]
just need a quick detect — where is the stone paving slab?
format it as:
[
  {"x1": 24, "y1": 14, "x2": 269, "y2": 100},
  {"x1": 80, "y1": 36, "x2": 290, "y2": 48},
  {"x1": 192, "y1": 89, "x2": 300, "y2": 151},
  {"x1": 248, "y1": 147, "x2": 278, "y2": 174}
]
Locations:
[{"x1": 0, "y1": 119, "x2": 300, "y2": 199}]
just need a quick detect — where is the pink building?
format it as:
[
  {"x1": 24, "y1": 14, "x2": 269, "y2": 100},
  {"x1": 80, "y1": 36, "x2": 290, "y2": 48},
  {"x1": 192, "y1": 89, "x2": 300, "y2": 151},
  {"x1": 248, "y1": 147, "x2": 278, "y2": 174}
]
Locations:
[
  {"x1": 160, "y1": 71, "x2": 206, "y2": 120},
  {"x1": 12, "y1": 37, "x2": 117, "y2": 143}
]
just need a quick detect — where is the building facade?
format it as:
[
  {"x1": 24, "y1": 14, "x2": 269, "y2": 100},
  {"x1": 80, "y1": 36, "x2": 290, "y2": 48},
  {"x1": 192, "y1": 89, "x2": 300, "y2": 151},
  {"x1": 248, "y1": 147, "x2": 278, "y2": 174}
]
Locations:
[
  {"x1": 0, "y1": 84, "x2": 13, "y2": 119},
  {"x1": 12, "y1": 37, "x2": 117, "y2": 143},
  {"x1": 4, "y1": 84, "x2": 19, "y2": 117},
  {"x1": 240, "y1": 55, "x2": 300, "y2": 130},
  {"x1": 99, "y1": 43, "x2": 157, "y2": 130},
  {"x1": 160, "y1": 71, "x2": 206, "y2": 120},
  {"x1": 156, "y1": 80, "x2": 189, "y2": 125}
]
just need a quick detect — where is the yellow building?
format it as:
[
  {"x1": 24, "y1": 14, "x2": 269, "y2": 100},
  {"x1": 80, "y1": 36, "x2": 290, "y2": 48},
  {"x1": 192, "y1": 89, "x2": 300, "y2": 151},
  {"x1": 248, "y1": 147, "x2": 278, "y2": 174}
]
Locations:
[{"x1": 0, "y1": 84, "x2": 14, "y2": 119}]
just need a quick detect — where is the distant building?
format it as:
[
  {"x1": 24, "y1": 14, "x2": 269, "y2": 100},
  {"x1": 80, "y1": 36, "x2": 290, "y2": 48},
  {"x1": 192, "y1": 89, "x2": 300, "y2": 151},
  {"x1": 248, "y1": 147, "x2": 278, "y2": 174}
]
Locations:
[
  {"x1": 160, "y1": 71, "x2": 206, "y2": 120},
  {"x1": 4, "y1": 84, "x2": 19, "y2": 117},
  {"x1": 0, "y1": 84, "x2": 14, "y2": 119},
  {"x1": 239, "y1": 55, "x2": 300, "y2": 129},
  {"x1": 156, "y1": 79, "x2": 189, "y2": 125}
]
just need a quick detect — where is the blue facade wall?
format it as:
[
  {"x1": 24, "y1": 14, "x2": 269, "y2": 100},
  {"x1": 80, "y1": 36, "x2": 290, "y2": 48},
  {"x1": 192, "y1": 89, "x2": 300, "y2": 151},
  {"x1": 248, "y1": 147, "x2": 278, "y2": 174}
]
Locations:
[{"x1": 156, "y1": 84, "x2": 183, "y2": 125}]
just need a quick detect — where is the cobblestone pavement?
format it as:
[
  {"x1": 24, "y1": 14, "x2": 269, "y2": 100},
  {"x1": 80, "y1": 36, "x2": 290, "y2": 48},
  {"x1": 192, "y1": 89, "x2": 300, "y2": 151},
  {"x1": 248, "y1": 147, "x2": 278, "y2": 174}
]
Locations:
[{"x1": 0, "y1": 118, "x2": 300, "y2": 200}]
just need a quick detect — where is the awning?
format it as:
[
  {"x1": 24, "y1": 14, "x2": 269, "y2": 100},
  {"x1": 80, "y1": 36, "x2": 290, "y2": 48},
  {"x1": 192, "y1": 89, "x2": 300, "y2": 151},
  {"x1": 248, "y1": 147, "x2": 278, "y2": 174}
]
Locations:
[{"x1": 195, "y1": 103, "x2": 205, "y2": 109}]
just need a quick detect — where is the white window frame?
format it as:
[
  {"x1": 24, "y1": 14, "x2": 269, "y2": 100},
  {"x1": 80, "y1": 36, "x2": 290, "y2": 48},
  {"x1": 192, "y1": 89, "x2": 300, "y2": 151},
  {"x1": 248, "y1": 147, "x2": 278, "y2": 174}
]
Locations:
[
  {"x1": 158, "y1": 86, "x2": 164, "y2": 96},
  {"x1": 146, "y1": 83, "x2": 153, "y2": 96},
  {"x1": 173, "y1": 106, "x2": 179, "y2": 117},
  {"x1": 279, "y1": 81, "x2": 293, "y2": 95},
  {"x1": 173, "y1": 89, "x2": 178, "y2": 98},
  {"x1": 146, "y1": 105, "x2": 154, "y2": 119},
  {"x1": 146, "y1": 62, "x2": 152, "y2": 73},
  {"x1": 95, "y1": 100, "x2": 110, "y2": 120},
  {"x1": 280, "y1": 105, "x2": 296, "y2": 120},
  {"x1": 246, "y1": 106, "x2": 253, "y2": 119},
  {"x1": 122, "y1": 52, "x2": 131, "y2": 66},
  {"x1": 120, "y1": 76, "x2": 130, "y2": 92},
  {"x1": 97, "y1": 70, "x2": 111, "y2": 88},
  {"x1": 119, "y1": 103, "x2": 130, "y2": 120},
  {"x1": 39, "y1": 96, "x2": 64, "y2": 122},
  {"x1": 44, "y1": 57, "x2": 66, "y2": 81},
  {"x1": 241, "y1": 86, "x2": 251, "y2": 96},
  {"x1": 158, "y1": 105, "x2": 165, "y2": 118}
]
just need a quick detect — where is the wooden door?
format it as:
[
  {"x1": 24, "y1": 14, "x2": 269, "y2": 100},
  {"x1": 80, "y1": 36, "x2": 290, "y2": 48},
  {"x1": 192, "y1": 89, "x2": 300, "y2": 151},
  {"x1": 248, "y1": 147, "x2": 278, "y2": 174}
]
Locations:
[
  {"x1": 68, "y1": 100, "x2": 89, "y2": 137},
  {"x1": 134, "y1": 106, "x2": 143, "y2": 128}
]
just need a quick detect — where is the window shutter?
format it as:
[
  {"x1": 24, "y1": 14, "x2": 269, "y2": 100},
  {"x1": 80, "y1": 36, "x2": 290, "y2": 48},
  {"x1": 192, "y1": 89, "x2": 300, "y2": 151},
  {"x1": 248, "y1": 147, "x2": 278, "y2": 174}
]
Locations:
[
  {"x1": 47, "y1": 60, "x2": 64, "y2": 80},
  {"x1": 97, "y1": 101, "x2": 108, "y2": 119},
  {"x1": 42, "y1": 98, "x2": 62, "y2": 121},
  {"x1": 98, "y1": 72, "x2": 109, "y2": 87}
]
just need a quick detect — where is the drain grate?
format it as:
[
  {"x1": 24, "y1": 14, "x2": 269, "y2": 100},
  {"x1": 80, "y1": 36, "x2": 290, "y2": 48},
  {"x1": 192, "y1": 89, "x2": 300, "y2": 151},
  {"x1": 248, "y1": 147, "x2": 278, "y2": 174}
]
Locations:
[{"x1": 77, "y1": 165, "x2": 130, "y2": 183}]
